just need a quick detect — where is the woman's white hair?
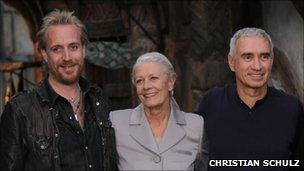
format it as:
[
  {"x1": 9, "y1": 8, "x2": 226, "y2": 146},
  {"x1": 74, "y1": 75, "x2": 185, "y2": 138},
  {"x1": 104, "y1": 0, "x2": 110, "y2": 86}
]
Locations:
[
  {"x1": 229, "y1": 27, "x2": 274, "y2": 56},
  {"x1": 131, "y1": 52, "x2": 177, "y2": 84}
]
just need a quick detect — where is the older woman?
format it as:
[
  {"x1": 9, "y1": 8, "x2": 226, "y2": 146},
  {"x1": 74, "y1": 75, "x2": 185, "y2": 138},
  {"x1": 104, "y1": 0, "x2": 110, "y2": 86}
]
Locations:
[{"x1": 110, "y1": 52, "x2": 208, "y2": 170}]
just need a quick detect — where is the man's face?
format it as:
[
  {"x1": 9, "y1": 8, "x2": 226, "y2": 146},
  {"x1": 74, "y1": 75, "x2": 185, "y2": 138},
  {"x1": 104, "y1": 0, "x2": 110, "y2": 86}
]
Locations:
[
  {"x1": 42, "y1": 24, "x2": 85, "y2": 85},
  {"x1": 228, "y1": 36, "x2": 273, "y2": 90}
]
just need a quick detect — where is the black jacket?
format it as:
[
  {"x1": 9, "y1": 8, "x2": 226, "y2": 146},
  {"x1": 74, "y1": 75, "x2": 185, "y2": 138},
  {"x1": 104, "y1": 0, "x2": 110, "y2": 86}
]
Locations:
[{"x1": 0, "y1": 77, "x2": 118, "y2": 171}]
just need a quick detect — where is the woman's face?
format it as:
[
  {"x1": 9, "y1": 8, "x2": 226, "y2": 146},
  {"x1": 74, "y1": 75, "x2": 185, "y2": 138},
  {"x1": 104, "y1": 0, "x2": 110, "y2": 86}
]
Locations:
[{"x1": 134, "y1": 61, "x2": 175, "y2": 109}]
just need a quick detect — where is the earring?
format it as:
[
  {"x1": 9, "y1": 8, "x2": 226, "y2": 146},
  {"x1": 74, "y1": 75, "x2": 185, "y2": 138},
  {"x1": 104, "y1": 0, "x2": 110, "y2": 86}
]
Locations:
[{"x1": 170, "y1": 90, "x2": 174, "y2": 97}]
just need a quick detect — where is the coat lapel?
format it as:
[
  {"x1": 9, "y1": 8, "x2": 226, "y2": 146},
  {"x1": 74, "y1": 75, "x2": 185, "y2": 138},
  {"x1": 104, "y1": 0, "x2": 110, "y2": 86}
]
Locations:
[
  {"x1": 159, "y1": 104, "x2": 186, "y2": 154},
  {"x1": 129, "y1": 104, "x2": 159, "y2": 154}
]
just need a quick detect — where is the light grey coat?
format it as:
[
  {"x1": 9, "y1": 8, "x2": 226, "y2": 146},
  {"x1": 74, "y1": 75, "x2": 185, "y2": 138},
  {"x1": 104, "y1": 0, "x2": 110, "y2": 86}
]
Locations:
[{"x1": 110, "y1": 103, "x2": 209, "y2": 170}]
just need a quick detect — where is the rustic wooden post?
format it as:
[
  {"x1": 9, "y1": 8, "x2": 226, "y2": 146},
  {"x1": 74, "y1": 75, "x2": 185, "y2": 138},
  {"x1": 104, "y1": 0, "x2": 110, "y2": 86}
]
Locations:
[
  {"x1": 0, "y1": 0, "x2": 4, "y2": 112},
  {"x1": 0, "y1": 0, "x2": 3, "y2": 60}
]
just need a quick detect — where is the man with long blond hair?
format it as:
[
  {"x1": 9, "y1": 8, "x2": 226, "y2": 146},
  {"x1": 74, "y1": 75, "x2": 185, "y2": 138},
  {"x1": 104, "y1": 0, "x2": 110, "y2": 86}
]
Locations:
[{"x1": 0, "y1": 10, "x2": 118, "y2": 170}]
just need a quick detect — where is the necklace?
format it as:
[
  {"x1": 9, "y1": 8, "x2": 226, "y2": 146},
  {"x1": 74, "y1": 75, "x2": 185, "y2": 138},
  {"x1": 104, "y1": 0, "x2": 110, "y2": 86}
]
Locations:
[
  {"x1": 67, "y1": 84, "x2": 82, "y2": 114},
  {"x1": 74, "y1": 95, "x2": 82, "y2": 121},
  {"x1": 67, "y1": 84, "x2": 81, "y2": 105}
]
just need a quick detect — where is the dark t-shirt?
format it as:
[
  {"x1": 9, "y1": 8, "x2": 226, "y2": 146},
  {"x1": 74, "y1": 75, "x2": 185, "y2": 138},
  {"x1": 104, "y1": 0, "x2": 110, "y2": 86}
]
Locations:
[{"x1": 195, "y1": 84, "x2": 304, "y2": 171}]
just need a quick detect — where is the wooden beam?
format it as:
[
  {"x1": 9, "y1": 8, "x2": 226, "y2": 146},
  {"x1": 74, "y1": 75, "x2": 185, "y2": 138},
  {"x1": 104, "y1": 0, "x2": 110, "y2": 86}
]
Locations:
[{"x1": 0, "y1": 61, "x2": 42, "y2": 72}]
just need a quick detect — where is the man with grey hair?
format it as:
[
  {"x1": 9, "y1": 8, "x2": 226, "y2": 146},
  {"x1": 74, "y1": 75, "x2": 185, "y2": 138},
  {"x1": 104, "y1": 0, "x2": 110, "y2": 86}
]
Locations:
[
  {"x1": 0, "y1": 10, "x2": 118, "y2": 170},
  {"x1": 195, "y1": 27, "x2": 303, "y2": 171}
]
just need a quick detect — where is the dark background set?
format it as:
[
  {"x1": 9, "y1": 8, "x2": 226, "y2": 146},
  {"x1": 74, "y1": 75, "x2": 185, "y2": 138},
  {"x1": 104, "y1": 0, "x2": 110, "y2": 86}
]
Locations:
[{"x1": 0, "y1": 0, "x2": 303, "y2": 114}]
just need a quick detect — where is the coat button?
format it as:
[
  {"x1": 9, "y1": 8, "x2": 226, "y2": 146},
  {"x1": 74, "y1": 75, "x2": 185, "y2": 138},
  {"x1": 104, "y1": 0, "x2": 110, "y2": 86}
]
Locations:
[
  {"x1": 152, "y1": 155, "x2": 161, "y2": 163},
  {"x1": 55, "y1": 133, "x2": 59, "y2": 137},
  {"x1": 99, "y1": 121, "x2": 103, "y2": 126},
  {"x1": 96, "y1": 102, "x2": 100, "y2": 106}
]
